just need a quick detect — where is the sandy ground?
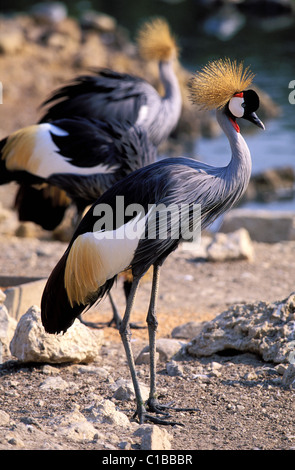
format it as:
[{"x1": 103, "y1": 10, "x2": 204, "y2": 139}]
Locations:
[{"x1": 1, "y1": 221, "x2": 295, "y2": 450}]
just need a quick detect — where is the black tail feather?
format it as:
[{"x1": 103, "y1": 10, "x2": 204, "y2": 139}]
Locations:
[
  {"x1": 15, "y1": 184, "x2": 71, "y2": 231},
  {"x1": 41, "y1": 252, "x2": 84, "y2": 334},
  {"x1": 0, "y1": 137, "x2": 13, "y2": 185}
]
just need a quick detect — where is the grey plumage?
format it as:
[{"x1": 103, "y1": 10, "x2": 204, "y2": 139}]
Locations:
[
  {"x1": 42, "y1": 61, "x2": 265, "y2": 425},
  {"x1": 40, "y1": 65, "x2": 182, "y2": 147}
]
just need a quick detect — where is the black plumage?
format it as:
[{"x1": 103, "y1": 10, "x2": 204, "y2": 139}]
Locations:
[
  {"x1": 40, "y1": 70, "x2": 148, "y2": 128},
  {"x1": 0, "y1": 118, "x2": 156, "y2": 218}
]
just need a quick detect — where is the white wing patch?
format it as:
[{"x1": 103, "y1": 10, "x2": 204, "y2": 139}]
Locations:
[
  {"x1": 32, "y1": 124, "x2": 119, "y2": 178},
  {"x1": 136, "y1": 105, "x2": 149, "y2": 125},
  {"x1": 4, "y1": 123, "x2": 119, "y2": 178},
  {"x1": 92, "y1": 211, "x2": 148, "y2": 279},
  {"x1": 65, "y1": 212, "x2": 149, "y2": 306}
]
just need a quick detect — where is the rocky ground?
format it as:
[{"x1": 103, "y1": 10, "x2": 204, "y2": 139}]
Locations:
[
  {"x1": 0, "y1": 215, "x2": 295, "y2": 451},
  {"x1": 0, "y1": 10, "x2": 294, "y2": 452}
]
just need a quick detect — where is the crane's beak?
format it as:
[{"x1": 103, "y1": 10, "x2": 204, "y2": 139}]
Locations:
[{"x1": 244, "y1": 111, "x2": 265, "y2": 130}]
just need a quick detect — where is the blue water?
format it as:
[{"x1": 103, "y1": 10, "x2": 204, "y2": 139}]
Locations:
[{"x1": 198, "y1": 118, "x2": 294, "y2": 175}]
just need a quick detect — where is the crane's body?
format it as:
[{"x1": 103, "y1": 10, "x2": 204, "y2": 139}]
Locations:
[
  {"x1": 40, "y1": 64, "x2": 182, "y2": 147},
  {"x1": 41, "y1": 126, "x2": 251, "y2": 333},
  {"x1": 0, "y1": 117, "x2": 156, "y2": 219},
  {"x1": 41, "y1": 58, "x2": 265, "y2": 424},
  {"x1": 15, "y1": 18, "x2": 181, "y2": 233}
]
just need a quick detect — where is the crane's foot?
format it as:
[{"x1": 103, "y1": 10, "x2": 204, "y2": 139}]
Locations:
[
  {"x1": 107, "y1": 315, "x2": 146, "y2": 330},
  {"x1": 133, "y1": 398, "x2": 199, "y2": 426}
]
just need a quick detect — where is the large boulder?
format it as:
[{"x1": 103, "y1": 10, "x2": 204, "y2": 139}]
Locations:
[
  {"x1": 186, "y1": 292, "x2": 295, "y2": 364},
  {"x1": 220, "y1": 208, "x2": 295, "y2": 243},
  {"x1": 10, "y1": 305, "x2": 104, "y2": 364}
]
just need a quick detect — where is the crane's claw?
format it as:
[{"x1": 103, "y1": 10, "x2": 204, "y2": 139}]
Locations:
[{"x1": 132, "y1": 398, "x2": 199, "y2": 426}]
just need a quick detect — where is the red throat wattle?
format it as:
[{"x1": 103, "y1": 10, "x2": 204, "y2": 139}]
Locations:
[{"x1": 230, "y1": 117, "x2": 240, "y2": 133}]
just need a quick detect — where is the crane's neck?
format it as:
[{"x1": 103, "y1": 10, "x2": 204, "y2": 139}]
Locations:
[
  {"x1": 216, "y1": 109, "x2": 252, "y2": 190},
  {"x1": 159, "y1": 60, "x2": 182, "y2": 121}
]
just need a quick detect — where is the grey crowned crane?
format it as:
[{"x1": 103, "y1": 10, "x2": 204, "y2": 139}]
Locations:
[
  {"x1": 16, "y1": 18, "x2": 182, "y2": 231},
  {"x1": 41, "y1": 58, "x2": 265, "y2": 425}
]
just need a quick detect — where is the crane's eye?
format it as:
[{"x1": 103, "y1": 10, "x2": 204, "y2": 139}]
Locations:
[
  {"x1": 228, "y1": 96, "x2": 244, "y2": 118},
  {"x1": 243, "y1": 89, "x2": 260, "y2": 113}
]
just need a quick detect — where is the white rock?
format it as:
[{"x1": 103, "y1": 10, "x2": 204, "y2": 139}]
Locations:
[
  {"x1": 220, "y1": 208, "x2": 295, "y2": 243},
  {"x1": 58, "y1": 421, "x2": 99, "y2": 442},
  {"x1": 52, "y1": 407, "x2": 86, "y2": 427},
  {"x1": 136, "y1": 338, "x2": 183, "y2": 364},
  {"x1": 207, "y1": 228, "x2": 254, "y2": 262},
  {"x1": 134, "y1": 350, "x2": 159, "y2": 365},
  {"x1": 40, "y1": 376, "x2": 69, "y2": 391},
  {"x1": 282, "y1": 363, "x2": 295, "y2": 388},
  {"x1": 10, "y1": 306, "x2": 104, "y2": 364},
  {"x1": 52, "y1": 408, "x2": 100, "y2": 442},
  {"x1": 90, "y1": 399, "x2": 130, "y2": 427},
  {"x1": 134, "y1": 424, "x2": 173, "y2": 450},
  {"x1": 172, "y1": 321, "x2": 206, "y2": 340},
  {"x1": 186, "y1": 292, "x2": 295, "y2": 364},
  {"x1": 77, "y1": 365, "x2": 109, "y2": 378},
  {"x1": 0, "y1": 410, "x2": 10, "y2": 426},
  {"x1": 166, "y1": 360, "x2": 183, "y2": 377},
  {"x1": 112, "y1": 379, "x2": 149, "y2": 402},
  {"x1": 0, "y1": 289, "x2": 6, "y2": 304},
  {"x1": 0, "y1": 304, "x2": 17, "y2": 353}
]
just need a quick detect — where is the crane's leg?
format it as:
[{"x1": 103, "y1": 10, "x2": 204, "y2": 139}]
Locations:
[
  {"x1": 107, "y1": 290, "x2": 145, "y2": 329},
  {"x1": 119, "y1": 272, "x2": 176, "y2": 425},
  {"x1": 79, "y1": 290, "x2": 145, "y2": 330},
  {"x1": 144, "y1": 264, "x2": 199, "y2": 424},
  {"x1": 146, "y1": 263, "x2": 160, "y2": 407},
  {"x1": 79, "y1": 291, "x2": 123, "y2": 328},
  {"x1": 139, "y1": 264, "x2": 180, "y2": 425},
  {"x1": 119, "y1": 276, "x2": 147, "y2": 421}
]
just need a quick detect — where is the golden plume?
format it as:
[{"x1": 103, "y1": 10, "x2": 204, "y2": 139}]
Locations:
[
  {"x1": 137, "y1": 18, "x2": 179, "y2": 61},
  {"x1": 43, "y1": 185, "x2": 71, "y2": 207},
  {"x1": 188, "y1": 58, "x2": 255, "y2": 110},
  {"x1": 64, "y1": 234, "x2": 106, "y2": 307},
  {"x1": 2, "y1": 125, "x2": 38, "y2": 173}
]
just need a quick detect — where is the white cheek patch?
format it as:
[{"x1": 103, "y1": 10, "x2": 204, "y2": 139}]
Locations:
[{"x1": 229, "y1": 97, "x2": 244, "y2": 118}]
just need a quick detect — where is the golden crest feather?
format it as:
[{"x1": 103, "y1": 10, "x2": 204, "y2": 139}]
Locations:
[
  {"x1": 188, "y1": 58, "x2": 255, "y2": 110},
  {"x1": 137, "y1": 18, "x2": 178, "y2": 61}
]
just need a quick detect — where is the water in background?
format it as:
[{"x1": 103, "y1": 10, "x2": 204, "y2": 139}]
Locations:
[{"x1": 2, "y1": 0, "x2": 295, "y2": 210}]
